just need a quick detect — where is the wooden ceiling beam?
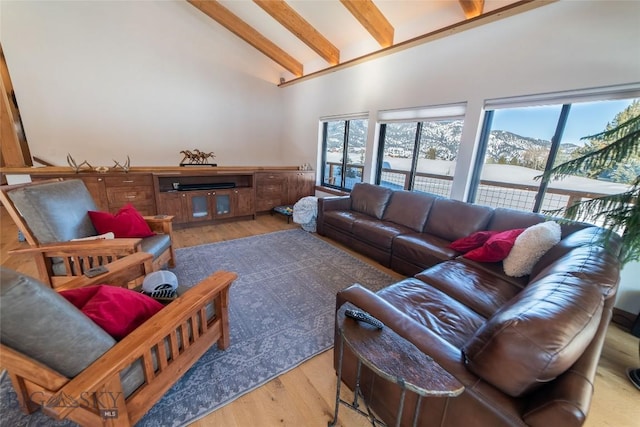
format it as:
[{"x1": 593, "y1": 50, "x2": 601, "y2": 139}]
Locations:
[
  {"x1": 254, "y1": 0, "x2": 340, "y2": 66},
  {"x1": 459, "y1": 0, "x2": 485, "y2": 19},
  {"x1": 340, "y1": 0, "x2": 394, "y2": 48},
  {"x1": 187, "y1": 0, "x2": 303, "y2": 77}
]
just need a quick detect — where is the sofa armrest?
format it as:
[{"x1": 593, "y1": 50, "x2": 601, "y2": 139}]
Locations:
[
  {"x1": 317, "y1": 196, "x2": 351, "y2": 234},
  {"x1": 318, "y1": 195, "x2": 351, "y2": 212},
  {"x1": 521, "y1": 307, "x2": 613, "y2": 427}
]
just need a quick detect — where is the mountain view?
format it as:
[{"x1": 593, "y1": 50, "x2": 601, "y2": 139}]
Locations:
[{"x1": 327, "y1": 120, "x2": 577, "y2": 171}]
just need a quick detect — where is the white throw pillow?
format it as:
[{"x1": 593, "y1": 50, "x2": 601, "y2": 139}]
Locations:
[{"x1": 503, "y1": 221, "x2": 561, "y2": 277}]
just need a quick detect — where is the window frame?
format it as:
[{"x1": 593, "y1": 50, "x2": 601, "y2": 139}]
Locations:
[
  {"x1": 374, "y1": 103, "x2": 467, "y2": 195},
  {"x1": 319, "y1": 116, "x2": 368, "y2": 192},
  {"x1": 468, "y1": 85, "x2": 640, "y2": 213}
]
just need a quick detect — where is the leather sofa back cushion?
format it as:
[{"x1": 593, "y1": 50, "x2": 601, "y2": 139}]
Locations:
[
  {"x1": 424, "y1": 198, "x2": 493, "y2": 240},
  {"x1": 350, "y1": 183, "x2": 393, "y2": 219},
  {"x1": 462, "y1": 276, "x2": 603, "y2": 397},
  {"x1": 383, "y1": 190, "x2": 437, "y2": 232},
  {"x1": 7, "y1": 179, "x2": 99, "y2": 243}
]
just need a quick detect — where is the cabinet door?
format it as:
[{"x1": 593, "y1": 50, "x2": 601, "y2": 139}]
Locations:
[
  {"x1": 286, "y1": 171, "x2": 315, "y2": 205},
  {"x1": 187, "y1": 191, "x2": 215, "y2": 222},
  {"x1": 212, "y1": 190, "x2": 233, "y2": 219},
  {"x1": 233, "y1": 187, "x2": 255, "y2": 217},
  {"x1": 255, "y1": 172, "x2": 286, "y2": 211},
  {"x1": 157, "y1": 192, "x2": 189, "y2": 223}
]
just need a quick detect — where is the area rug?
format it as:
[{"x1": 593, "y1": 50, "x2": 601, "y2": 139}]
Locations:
[{"x1": 0, "y1": 229, "x2": 397, "y2": 426}]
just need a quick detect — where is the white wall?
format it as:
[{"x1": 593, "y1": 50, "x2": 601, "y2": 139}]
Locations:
[
  {"x1": 280, "y1": 0, "x2": 640, "y2": 311},
  {"x1": 1, "y1": 0, "x2": 286, "y2": 167}
]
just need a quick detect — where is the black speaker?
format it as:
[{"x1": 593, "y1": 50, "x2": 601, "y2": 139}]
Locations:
[{"x1": 631, "y1": 312, "x2": 640, "y2": 338}]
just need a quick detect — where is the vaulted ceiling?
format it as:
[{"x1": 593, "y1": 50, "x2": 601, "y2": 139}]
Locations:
[{"x1": 186, "y1": 0, "x2": 551, "y2": 84}]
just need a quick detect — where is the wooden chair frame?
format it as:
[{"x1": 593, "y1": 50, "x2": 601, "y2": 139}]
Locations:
[
  {"x1": 0, "y1": 178, "x2": 176, "y2": 289},
  {"x1": 0, "y1": 252, "x2": 236, "y2": 426}
]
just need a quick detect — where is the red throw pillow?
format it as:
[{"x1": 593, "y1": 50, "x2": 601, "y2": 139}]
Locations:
[
  {"x1": 463, "y1": 228, "x2": 525, "y2": 262},
  {"x1": 450, "y1": 230, "x2": 499, "y2": 253},
  {"x1": 60, "y1": 285, "x2": 164, "y2": 340},
  {"x1": 88, "y1": 204, "x2": 155, "y2": 238}
]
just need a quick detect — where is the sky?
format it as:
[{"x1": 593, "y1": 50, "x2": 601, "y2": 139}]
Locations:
[{"x1": 492, "y1": 98, "x2": 637, "y2": 146}]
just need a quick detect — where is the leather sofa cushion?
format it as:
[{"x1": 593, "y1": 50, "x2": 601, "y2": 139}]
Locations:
[
  {"x1": 0, "y1": 267, "x2": 116, "y2": 378},
  {"x1": 322, "y1": 210, "x2": 371, "y2": 233},
  {"x1": 415, "y1": 261, "x2": 523, "y2": 319},
  {"x1": 530, "y1": 227, "x2": 622, "y2": 286},
  {"x1": 487, "y1": 207, "x2": 545, "y2": 232},
  {"x1": 392, "y1": 232, "x2": 459, "y2": 268},
  {"x1": 350, "y1": 182, "x2": 393, "y2": 219},
  {"x1": 424, "y1": 198, "x2": 493, "y2": 240},
  {"x1": 352, "y1": 218, "x2": 413, "y2": 249},
  {"x1": 377, "y1": 277, "x2": 485, "y2": 349},
  {"x1": 7, "y1": 179, "x2": 98, "y2": 243},
  {"x1": 462, "y1": 275, "x2": 604, "y2": 397},
  {"x1": 382, "y1": 190, "x2": 437, "y2": 232}
]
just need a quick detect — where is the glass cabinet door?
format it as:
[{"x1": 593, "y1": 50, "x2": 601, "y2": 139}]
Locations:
[
  {"x1": 215, "y1": 193, "x2": 231, "y2": 216},
  {"x1": 191, "y1": 194, "x2": 209, "y2": 219}
]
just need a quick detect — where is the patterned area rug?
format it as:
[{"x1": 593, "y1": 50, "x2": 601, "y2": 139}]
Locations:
[{"x1": 0, "y1": 229, "x2": 397, "y2": 426}]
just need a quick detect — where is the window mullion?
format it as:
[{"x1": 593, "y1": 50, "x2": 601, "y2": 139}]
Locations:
[
  {"x1": 468, "y1": 111, "x2": 494, "y2": 203},
  {"x1": 375, "y1": 124, "x2": 387, "y2": 185},
  {"x1": 533, "y1": 104, "x2": 571, "y2": 212},
  {"x1": 407, "y1": 122, "x2": 422, "y2": 191},
  {"x1": 341, "y1": 121, "x2": 350, "y2": 188}
]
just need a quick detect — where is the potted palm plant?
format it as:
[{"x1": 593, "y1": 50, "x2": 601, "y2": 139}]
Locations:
[{"x1": 541, "y1": 103, "x2": 640, "y2": 265}]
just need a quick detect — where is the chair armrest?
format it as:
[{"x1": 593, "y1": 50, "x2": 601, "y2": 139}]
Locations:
[
  {"x1": 9, "y1": 238, "x2": 144, "y2": 255},
  {"x1": 53, "y1": 252, "x2": 154, "y2": 292},
  {"x1": 52, "y1": 270, "x2": 237, "y2": 419},
  {"x1": 143, "y1": 215, "x2": 175, "y2": 234}
]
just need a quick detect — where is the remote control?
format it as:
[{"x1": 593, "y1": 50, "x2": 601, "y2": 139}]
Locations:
[
  {"x1": 344, "y1": 309, "x2": 384, "y2": 329},
  {"x1": 84, "y1": 265, "x2": 109, "y2": 278}
]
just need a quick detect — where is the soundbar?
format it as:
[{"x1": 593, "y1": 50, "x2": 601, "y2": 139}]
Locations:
[{"x1": 176, "y1": 183, "x2": 236, "y2": 191}]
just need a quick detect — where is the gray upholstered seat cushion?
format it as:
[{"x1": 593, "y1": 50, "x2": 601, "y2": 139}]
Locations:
[{"x1": 0, "y1": 267, "x2": 116, "y2": 378}]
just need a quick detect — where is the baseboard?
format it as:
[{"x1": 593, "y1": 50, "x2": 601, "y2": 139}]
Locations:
[{"x1": 612, "y1": 307, "x2": 638, "y2": 333}]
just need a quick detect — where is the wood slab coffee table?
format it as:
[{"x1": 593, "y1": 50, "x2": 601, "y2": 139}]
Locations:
[{"x1": 329, "y1": 304, "x2": 464, "y2": 427}]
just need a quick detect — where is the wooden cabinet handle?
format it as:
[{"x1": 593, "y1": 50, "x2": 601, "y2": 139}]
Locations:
[{"x1": 122, "y1": 180, "x2": 134, "y2": 183}]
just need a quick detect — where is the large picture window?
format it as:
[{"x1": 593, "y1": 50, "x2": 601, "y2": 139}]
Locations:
[
  {"x1": 469, "y1": 95, "x2": 640, "y2": 218},
  {"x1": 321, "y1": 118, "x2": 368, "y2": 191},
  {"x1": 375, "y1": 104, "x2": 465, "y2": 197}
]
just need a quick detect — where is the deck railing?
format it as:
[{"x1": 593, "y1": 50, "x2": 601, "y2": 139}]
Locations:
[{"x1": 323, "y1": 161, "x2": 610, "y2": 214}]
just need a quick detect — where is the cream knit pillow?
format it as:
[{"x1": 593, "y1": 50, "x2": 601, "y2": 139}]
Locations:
[{"x1": 503, "y1": 221, "x2": 561, "y2": 277}]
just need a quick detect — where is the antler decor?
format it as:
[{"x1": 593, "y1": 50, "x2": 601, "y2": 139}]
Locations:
[
  {"x1": 180, "y1": 149, "x2": 216, "y2": 166},
  {"x1": 113, "y1": 155, "x2": 131, "y2": 172},
  {"x1": 66, "y1": 154, "x2": 93, "y2": 173}
]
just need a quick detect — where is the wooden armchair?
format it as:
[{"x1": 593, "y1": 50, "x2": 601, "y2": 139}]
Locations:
[
  {"x1": 0, "y1": 178, "x2": 176, "y2": 289},
  {"x1": 0, "y1": 252, "x2": 237, "y2": 427}
]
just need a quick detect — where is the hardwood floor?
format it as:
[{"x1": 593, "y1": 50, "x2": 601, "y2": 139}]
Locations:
[{"x1": 1, "y1": 208, "x2": 638, "y2": 426}]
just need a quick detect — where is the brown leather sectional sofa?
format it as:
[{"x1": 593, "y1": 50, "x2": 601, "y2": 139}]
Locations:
[{"x1": 317, "y1": 182, "x2": 621, "y2": 427}]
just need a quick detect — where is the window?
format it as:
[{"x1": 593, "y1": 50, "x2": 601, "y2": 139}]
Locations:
[
  {"x1": 375, "y1": 104, "x2": 465, "y2": 197},
  {"x1": 469, "y1": 93, "x2": 640, "y2": 217},
  {"x1": 321, "y1": 118, "x2": 368, "y2": 191}
]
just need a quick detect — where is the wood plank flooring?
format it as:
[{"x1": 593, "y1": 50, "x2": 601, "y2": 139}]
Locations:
[{"x1": 1, "y1": 208, "x2": 638, "y2": 426}]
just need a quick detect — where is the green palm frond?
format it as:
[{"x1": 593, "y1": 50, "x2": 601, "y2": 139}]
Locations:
[
  {"x1": 540, "y1": 111, "x2": 640, "y2": 266},
  {"x1": 540, "y1": 114, "x2": 640, "y2": 181}
]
